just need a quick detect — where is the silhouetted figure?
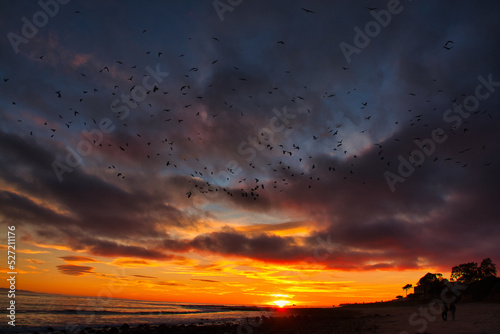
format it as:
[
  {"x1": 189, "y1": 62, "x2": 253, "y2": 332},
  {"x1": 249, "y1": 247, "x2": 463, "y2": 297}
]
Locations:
[
  {"x1": 449, "y1": 303, "x2": 456, "y2": 320},
  {"x1": 442, "y1": 301, "x2": 448, "y2": 321}
]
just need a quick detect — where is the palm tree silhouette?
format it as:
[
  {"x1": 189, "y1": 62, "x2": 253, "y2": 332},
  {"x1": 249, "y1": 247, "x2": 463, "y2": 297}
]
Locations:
[{"x1": 402, "y1": 283, "x2": 413, "y2": 297}]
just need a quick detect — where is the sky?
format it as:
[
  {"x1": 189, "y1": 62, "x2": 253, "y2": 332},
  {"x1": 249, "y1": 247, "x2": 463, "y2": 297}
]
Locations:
[{"x1": 0, "y1": 0, "x2": 499, "y2": 307}]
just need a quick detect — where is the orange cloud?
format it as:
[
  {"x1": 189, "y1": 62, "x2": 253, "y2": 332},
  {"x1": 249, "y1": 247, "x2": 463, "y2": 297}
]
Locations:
[
  {"x1": 18, "y1": 249, "x2": 50, "y2": 254},
  {"x1": 26, "y1": 259, "x2": 45, "y2": 264},
  {"x1": 235, "y1": 221, "x2": 314, "y2": 236},
  {"x1": 21, "y1": 235, "x2": 72, "y2": 251},
  {"x1": 56, "y1": 264, "x2": 95, "y2": 276},
  {"x1": 112, "y1": 258, "x2": 153, "y2": 267},
  {"x1": 191, "y1": 279, "x2": 220, "y2": 283},
  {"x1": 155, "y1": 281, "x2": 186, "y2": 286},
  {"x1": 132, "y1": 274, "x2": 157, "y2": 279},
  {"x1": 59, "y1": 256, "x2": 98, "y2": 263}
]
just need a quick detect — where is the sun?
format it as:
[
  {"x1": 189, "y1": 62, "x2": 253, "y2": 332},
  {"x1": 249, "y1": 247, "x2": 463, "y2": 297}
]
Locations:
[{"x1": 272, "y1": 300, "x2": 289, "y2": 308}]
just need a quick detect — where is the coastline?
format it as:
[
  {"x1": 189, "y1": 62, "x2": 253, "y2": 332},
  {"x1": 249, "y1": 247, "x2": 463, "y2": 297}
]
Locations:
[{"x1": 3, "y1": 302, "x2": 500, "y2": 334}]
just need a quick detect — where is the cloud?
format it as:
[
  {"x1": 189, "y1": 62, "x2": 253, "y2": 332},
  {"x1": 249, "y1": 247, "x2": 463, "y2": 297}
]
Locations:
[
  {"x1": 15, "y1": 249, "x2": 50, "y2": 254},
  {"x1": 112, "y1": 259, "x2": 152, "y2": 267},
  {"x1": 163, "y1": 230, "x2": 307, "y2": 263},
  {"x1": 71, "y1": 53, "x2": 92, "y2": 67},
  {"x1": 132, "y1": 274, "x2": 158, "y2": 279},
  {"x1": 56, "y1": 264, "x2": 95, "y2": 276},
  {"x1": 26, "y1": 259, "x2": 45, "y2": 264},
  {"x1": 1, "y1": 0, "x2": 500, "y2": 280},
  {"x1": 77, "y1": 238, "x2": 175, "y2": 261},
  {"x1": 191, "y1": 279, "x2": 220, "y2": 283},
  {"x1": 59, "y1": 256, "x2": 98, "y2": 263},
  {"x1": 155, "y1": 281, "x2": 186, "y2": 286},
  {"x1": 234, "y1": 221, "x2": 311, "y2": 234}
]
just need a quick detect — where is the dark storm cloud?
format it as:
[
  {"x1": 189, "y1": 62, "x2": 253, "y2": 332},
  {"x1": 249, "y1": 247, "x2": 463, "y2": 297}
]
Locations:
[
  {"x1": 77, "y1": 237, "x2": 174, "y2": 260},
  {"x1": 162, "y1": 230, "x2": 308, "y2": 263},
  {"x1": 0, "y1": 131, "x2": 202, "y2": 260},
  {"x1": 1, "y1": 1, "x2": 499, "y2": 271}
]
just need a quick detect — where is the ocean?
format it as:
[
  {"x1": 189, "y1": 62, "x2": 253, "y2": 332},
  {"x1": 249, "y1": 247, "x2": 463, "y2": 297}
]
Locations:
[{"x1": 0, "y1": 289, "x2": 274, "y2": 333}]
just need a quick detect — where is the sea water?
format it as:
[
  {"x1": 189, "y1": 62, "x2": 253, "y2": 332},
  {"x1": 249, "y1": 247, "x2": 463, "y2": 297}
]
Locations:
[{"x1": 0, "y1": 289, "x2": 273, "y2": 332}]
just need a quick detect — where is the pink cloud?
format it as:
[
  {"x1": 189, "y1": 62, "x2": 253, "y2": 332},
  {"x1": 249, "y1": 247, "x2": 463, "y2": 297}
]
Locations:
[{"x1": 72, "y1": 54, "x2": 91, "y2": 67}]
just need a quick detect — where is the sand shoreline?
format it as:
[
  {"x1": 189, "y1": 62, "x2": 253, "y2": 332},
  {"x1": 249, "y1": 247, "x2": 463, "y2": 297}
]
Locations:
[
  {"x1": 343, "y1": 302, "x2": 500, "y2": 333},
  {"x1": 5, "y1": 302, "x2": 500, "y2": 334}
]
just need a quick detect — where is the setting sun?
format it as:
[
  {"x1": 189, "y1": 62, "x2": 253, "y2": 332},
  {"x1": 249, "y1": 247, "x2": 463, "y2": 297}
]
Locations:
[{"x1": 272, "y1": 300, "x2": 290, "y2": 308}]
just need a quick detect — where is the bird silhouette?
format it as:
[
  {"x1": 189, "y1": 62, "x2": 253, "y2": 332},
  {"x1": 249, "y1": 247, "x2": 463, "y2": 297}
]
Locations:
[{"x1": 443, "y1": 40, "x2": 454, "y2": 50}]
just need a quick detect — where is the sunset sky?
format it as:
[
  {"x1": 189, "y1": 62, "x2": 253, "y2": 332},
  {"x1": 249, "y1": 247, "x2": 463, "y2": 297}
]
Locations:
[{"x1": 1, "y1": 1, "x2": 500, "y2": 307}]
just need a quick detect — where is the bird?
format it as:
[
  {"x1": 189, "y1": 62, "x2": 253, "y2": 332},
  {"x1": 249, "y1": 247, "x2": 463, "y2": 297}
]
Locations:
[
  {"x1": 443, "y1": 40, "x2": 454, "y2": 50},
  {"x1": 301, "y1": 8, "x2": 315, "y2": 13}
]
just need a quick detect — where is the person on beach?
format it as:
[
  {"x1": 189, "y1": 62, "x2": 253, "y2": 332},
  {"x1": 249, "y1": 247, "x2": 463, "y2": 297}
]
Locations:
[
  {"x1": 449, "y1": 303, "x2": 456, "y2": 320},
  {"x1": 441, "y1": 301, "x2": 448, "y2": 321}
]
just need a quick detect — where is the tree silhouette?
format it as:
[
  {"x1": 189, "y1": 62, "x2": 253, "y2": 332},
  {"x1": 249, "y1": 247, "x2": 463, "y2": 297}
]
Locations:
[
  {"x1": 451, "y1": 258, "x2": 497, "y2": 284},
  {"x1": 402, "y1": 283, "x2": 413, "y2": 297},
  {"x1": 416, "y1": 273, "x2": 446, "y2": 297},
  {"x1": 451, "y1": 262, "x2": 479, "y2": 284},
  {"x1": 479, "y1": 258, "x2": 497, "y2": 278},
  {"x1": 418, "y1": 272, "x2": 444, "y2": 286}
]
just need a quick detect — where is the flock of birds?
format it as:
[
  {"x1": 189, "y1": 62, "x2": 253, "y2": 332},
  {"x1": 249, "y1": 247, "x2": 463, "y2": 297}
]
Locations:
[{"x1": 2, "y1": 6, "x2": 495, "y2": 202}]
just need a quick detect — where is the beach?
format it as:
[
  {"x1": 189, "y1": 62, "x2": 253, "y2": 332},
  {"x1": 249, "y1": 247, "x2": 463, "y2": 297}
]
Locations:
[
  {"x1": 345, "y1": 302, "x2": 500, "y2": 333},
  {"x1": 11, "y1": 302, "x2": 499, "y2": 334}
]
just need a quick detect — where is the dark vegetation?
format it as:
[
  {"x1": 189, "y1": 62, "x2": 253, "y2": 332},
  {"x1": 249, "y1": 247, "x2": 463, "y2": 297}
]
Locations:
[{"x1": 401, "y1": 257, "x2": 499, "y2": 303}]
